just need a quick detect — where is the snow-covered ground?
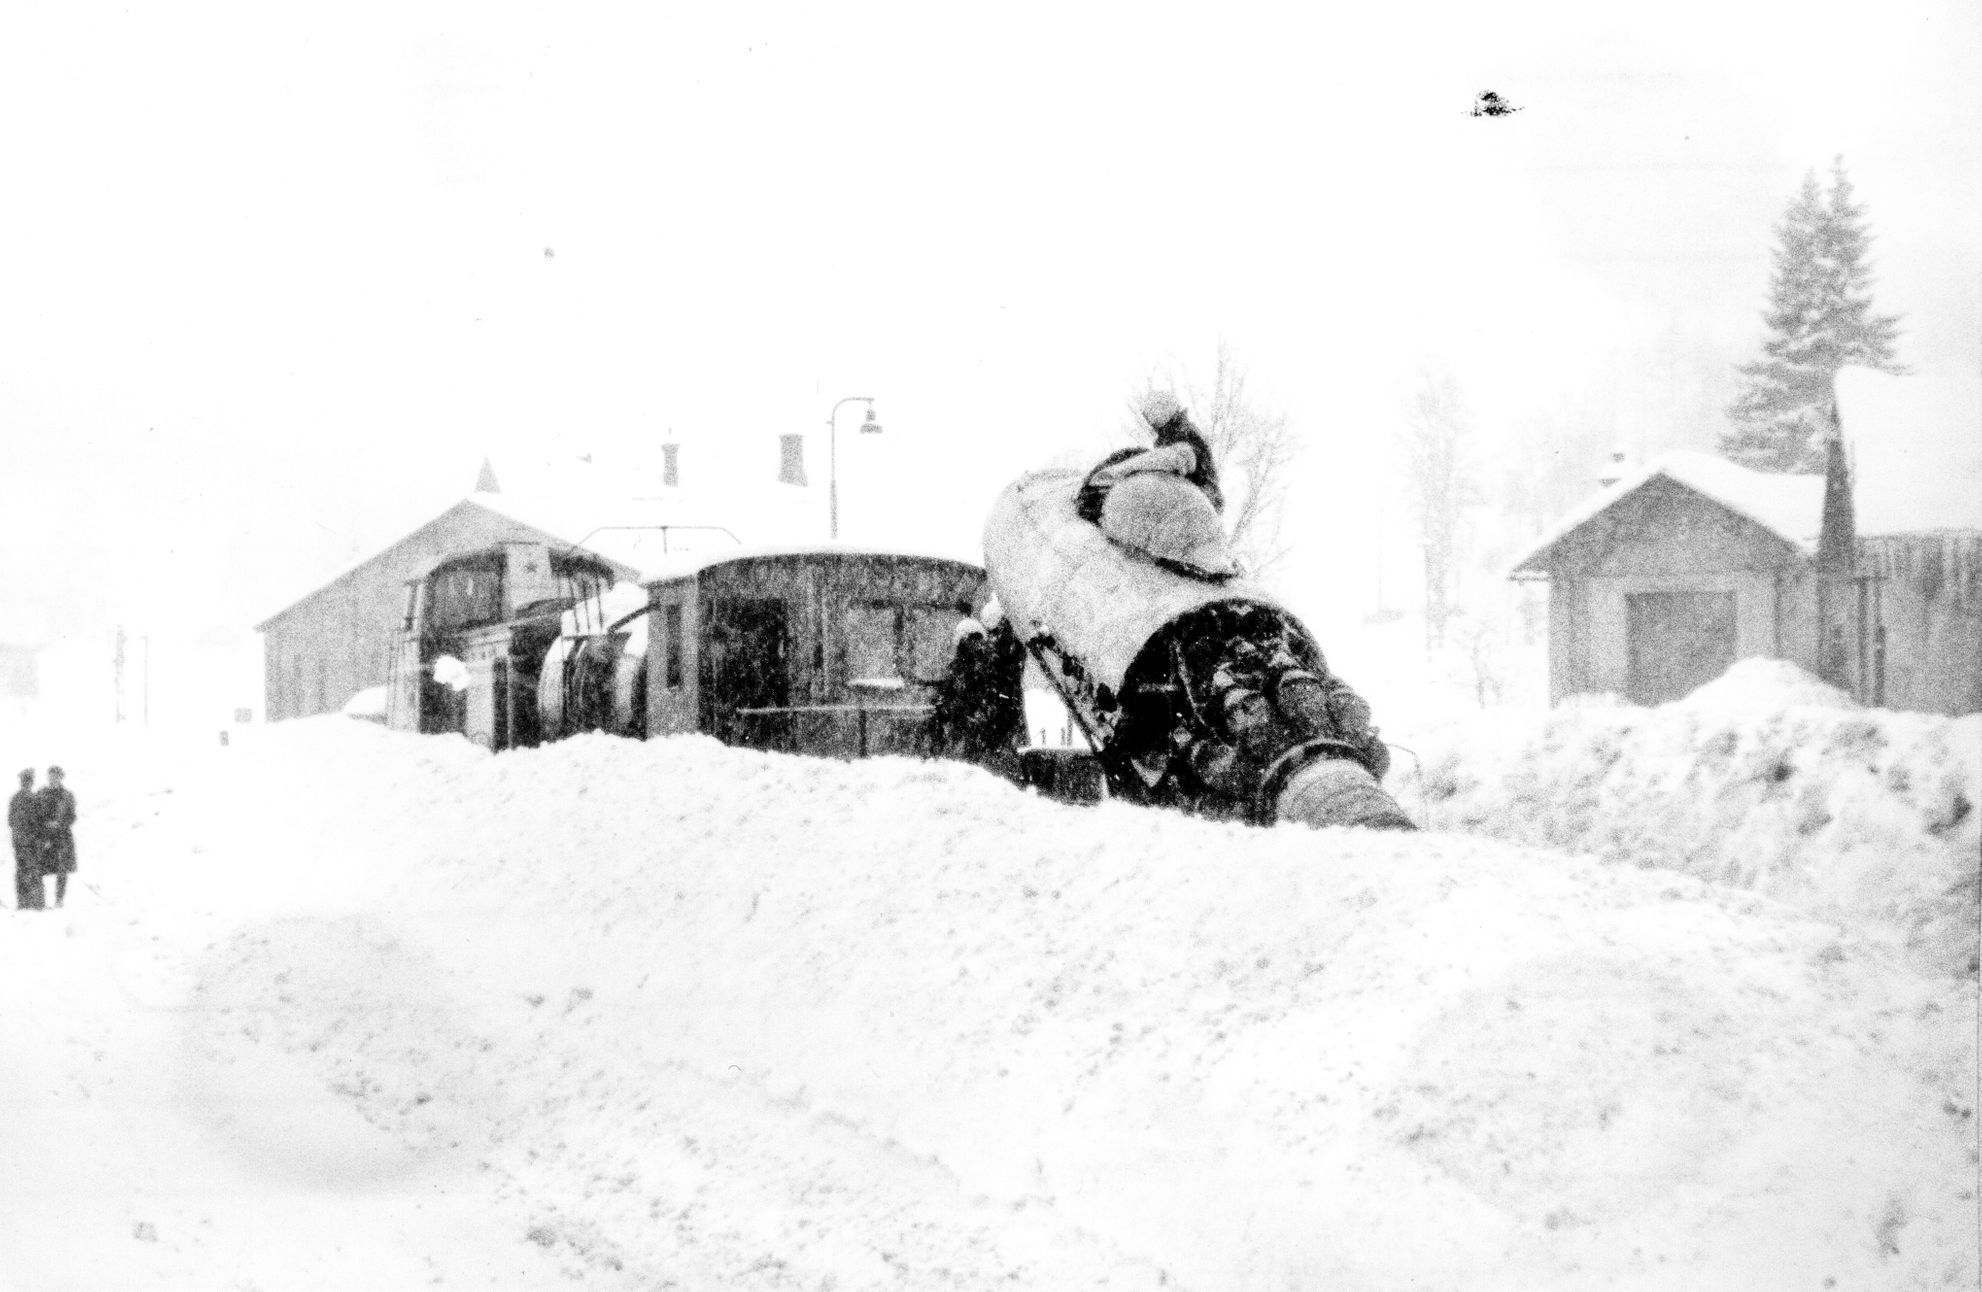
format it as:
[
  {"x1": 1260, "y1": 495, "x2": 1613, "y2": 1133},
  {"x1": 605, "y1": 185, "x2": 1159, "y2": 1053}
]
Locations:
[
  {"x1": 1391, "y1": 660, "x2": 1981, "y2": 978},
  {"x1": 2, "y1": 667, "x2": 1976, "y2": 1290}
]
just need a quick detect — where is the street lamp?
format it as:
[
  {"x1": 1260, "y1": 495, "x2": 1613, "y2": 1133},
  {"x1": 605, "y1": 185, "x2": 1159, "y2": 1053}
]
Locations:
[{"x1": 826, "y1": 395, "x2": 883, "y2": 540}]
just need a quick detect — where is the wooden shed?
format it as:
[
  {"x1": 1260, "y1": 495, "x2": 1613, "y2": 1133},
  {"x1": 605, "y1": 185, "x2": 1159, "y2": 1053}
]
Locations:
[
  {"x1": 1511, "y1": 455, "x2": 1826, "y2": 706},
  {"x1": 1829, "y1": 368, "x2": 1982, "y2": 714},
  {"x1": 1512, "y1": 369, "x2": 1982, "y2": 715}
]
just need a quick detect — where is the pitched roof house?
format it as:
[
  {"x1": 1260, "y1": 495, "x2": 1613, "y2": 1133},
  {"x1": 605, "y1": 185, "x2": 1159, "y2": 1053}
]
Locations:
[{"x1": 1511, "y1": 369, "x2": 1982, "y2": 715}]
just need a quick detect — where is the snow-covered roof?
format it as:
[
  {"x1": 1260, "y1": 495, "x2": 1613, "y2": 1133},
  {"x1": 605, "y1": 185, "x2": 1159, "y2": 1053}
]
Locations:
[
  {"x1": 640, "y1": 540, "x2": 983, "y2": 587},
  {"x1": 256, "y1": 486, "x2": 753, "y2": 628},
  {"x1": 1511, "y1": 450, "x2": 1826, "y2": 575},
  {"x1": 1835, "y1": 367, "x2": 1982, "y2": 537},
  {"x1": 464, "y1": 490, "x2": 745, "y2": 579},
  {"x1": 258, "y1": 442, "x2": 986, "y2": 628}
]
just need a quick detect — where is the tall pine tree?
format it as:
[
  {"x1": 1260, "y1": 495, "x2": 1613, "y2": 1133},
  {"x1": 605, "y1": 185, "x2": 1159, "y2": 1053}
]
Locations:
[{"x1": 1722, "y1": 158, "x2": 1905, "y2": 472}]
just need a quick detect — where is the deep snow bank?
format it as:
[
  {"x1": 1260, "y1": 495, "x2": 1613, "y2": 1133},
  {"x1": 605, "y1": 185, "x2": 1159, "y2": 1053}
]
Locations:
[
  {"x1": 0, "y1": 725, "x2": 596, "y2": 1292},
  {"x1": 1394, "y1": 659, "x2": 1981, "y2": 976},
  {"x1": 123, "y1": 717, "x2": 1979, "y2": 1292}
]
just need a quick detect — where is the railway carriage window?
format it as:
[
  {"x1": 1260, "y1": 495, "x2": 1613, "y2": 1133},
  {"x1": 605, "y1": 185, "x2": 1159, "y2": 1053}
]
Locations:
[
  {"x1": 846, "y1": 603, "x2": 900, "y2": 681},
  {"x1": 846, "y1": 602, "x2": 958, "y2": 684},
  {"x1": 664, "y1": 604, "x2": 683, "y2": 688},
  {"x1": 901, "y1": 605, "x2": 957, "y2": 682}
]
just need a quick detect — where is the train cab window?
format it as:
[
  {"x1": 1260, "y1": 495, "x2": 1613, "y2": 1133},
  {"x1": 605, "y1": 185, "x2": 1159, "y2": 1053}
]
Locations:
[
  {"x1": 426, "y1": 554, "x2": 505, "y2": 632},
  {"x1": 663, "y1": 604, "x2": 683, "y2": 688},
  {"x1": 551, "y1": 556, "x2": 611, "y2": 609}
]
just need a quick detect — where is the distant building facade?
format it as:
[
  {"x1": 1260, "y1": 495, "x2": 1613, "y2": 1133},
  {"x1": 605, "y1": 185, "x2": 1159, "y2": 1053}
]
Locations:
[{"x1": 1512, "y1": 370, "x2": 1982, "y2": 716}]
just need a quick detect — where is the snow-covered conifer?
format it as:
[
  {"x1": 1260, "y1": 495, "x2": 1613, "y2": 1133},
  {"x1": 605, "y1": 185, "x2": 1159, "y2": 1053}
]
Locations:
[{"x1": 1723, "y1": 158, "x2": 1906, "y2": 472}]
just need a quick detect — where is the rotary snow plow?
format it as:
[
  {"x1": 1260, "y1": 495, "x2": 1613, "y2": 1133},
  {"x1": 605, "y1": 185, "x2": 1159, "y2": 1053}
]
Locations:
[{"x1": 984, "y1": 467, "x2": 1416, "y2": 831}]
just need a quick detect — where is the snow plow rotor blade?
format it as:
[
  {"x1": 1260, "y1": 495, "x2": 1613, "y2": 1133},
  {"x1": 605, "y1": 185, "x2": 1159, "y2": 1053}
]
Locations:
[{"x1": 1273, "y1": 757, "x2": 1418, "y2": 831}]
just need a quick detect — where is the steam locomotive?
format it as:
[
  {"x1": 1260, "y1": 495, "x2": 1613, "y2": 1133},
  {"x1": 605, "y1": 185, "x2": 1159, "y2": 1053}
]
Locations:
[{"x1": 983, "y1": 468, "x2": 1415, "y2": 831}]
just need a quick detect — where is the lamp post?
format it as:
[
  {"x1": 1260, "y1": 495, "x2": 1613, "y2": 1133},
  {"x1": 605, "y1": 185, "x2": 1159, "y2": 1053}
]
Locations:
[{"x1": 825, "y1": 395, "x2": 883, "y2": 540}]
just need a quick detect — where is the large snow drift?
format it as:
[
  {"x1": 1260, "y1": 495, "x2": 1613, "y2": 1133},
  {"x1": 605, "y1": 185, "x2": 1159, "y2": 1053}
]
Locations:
[
  {"x1": 1393, "y1": 659, "x2": 1981, "y2": 977},
  {"x1": 2, "y1": 683, "x2": 1976, "y2": 1290}
]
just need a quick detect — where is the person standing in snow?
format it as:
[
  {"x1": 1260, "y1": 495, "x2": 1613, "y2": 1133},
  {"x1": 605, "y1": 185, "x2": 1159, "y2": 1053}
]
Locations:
[
  {"x1": 929, "y1": 604, "x2": 1026, "y2": 778},
  {"x1": 9, "y1": 768, "x2": 43, "y2": 910},
  {"x1": 34, "y1": 766, "x2": 77, "y2": 909},
  {"x1": 929, "y1": 615, "x2": 989, "y2": 756}
]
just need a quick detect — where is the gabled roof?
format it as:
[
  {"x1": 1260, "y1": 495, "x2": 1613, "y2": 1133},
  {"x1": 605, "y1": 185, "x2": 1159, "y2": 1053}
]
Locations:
[
  {"x1": 254, "y1": 488, "x2": 742, "y2": 631},
  {"x1": 463, "y1": 490, "x2": 744, "y2": 580},
  {"x1": 1511, "y1": 450, "x2": 1826, "y2": 576},
  {"x1": 1835, "y1": 367, "x2": 1982, "y2": 537}
]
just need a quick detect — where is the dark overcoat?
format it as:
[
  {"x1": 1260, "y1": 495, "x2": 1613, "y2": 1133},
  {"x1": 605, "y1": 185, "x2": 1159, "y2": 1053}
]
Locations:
[
  {"x1": 35, "y1": 786, "x2": 77, "y2": 875},
  {"x1": 8, "y1": 788, "x2": 36, "y2": 864}
]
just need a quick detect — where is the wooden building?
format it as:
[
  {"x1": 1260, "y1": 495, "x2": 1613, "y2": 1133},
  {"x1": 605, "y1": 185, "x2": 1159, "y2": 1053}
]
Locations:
[{"x1": 1511, "y1": 369, "x2": 1982, "y2": 715}]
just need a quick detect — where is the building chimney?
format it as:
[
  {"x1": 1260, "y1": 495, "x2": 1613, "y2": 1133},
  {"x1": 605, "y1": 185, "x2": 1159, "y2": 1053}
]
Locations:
[
  {"x1": 474, "y1": 457, "x2": 502, "y2": 494},
  {"x1": 778, "y1": 434, "x2": 807, "y2": 486},
  {"x1": 662, "y1": 442, "x2": 680, "y2": 488}
]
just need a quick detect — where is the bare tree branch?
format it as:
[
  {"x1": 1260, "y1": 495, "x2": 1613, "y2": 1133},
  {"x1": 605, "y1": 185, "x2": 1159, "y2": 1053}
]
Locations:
[{"x1": 1398, "y1": 365, "x2": 1477, "y2": 650}]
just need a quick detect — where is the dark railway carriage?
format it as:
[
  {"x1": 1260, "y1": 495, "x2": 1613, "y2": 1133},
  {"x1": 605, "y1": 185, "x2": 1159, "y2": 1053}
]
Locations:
[{"x1": 643, "y1": 547, "x2": 987, "y2": 758}]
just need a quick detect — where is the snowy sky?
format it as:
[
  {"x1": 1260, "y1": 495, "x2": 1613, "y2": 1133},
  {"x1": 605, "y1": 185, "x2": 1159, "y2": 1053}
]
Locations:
[{"x1": 2, "y1": 0, "x2": 1977, "y2": 702}]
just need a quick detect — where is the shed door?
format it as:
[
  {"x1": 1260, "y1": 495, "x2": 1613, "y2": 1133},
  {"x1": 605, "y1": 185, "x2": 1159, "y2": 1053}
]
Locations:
[{"x1": 1626, "y1": 590, "x2": 1737, "y2": 706}]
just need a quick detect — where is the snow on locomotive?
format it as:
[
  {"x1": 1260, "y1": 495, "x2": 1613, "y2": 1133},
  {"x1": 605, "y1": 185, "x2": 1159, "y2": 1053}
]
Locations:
[
  {"x1": 387, "y1": 542, "x2": 991, "y2": 760},
  {"x1": 982, "y1": 463, "x2": 1415, "y2": 832}
]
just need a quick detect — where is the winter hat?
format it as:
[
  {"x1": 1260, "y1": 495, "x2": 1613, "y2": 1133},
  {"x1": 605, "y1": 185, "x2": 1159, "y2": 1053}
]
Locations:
[
  {"x1": 16, "y1": 769, "x2": 30, "y2": 784},
  {"x1": 47, "y1": 766, "x2": 63, "y2": 777}
]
